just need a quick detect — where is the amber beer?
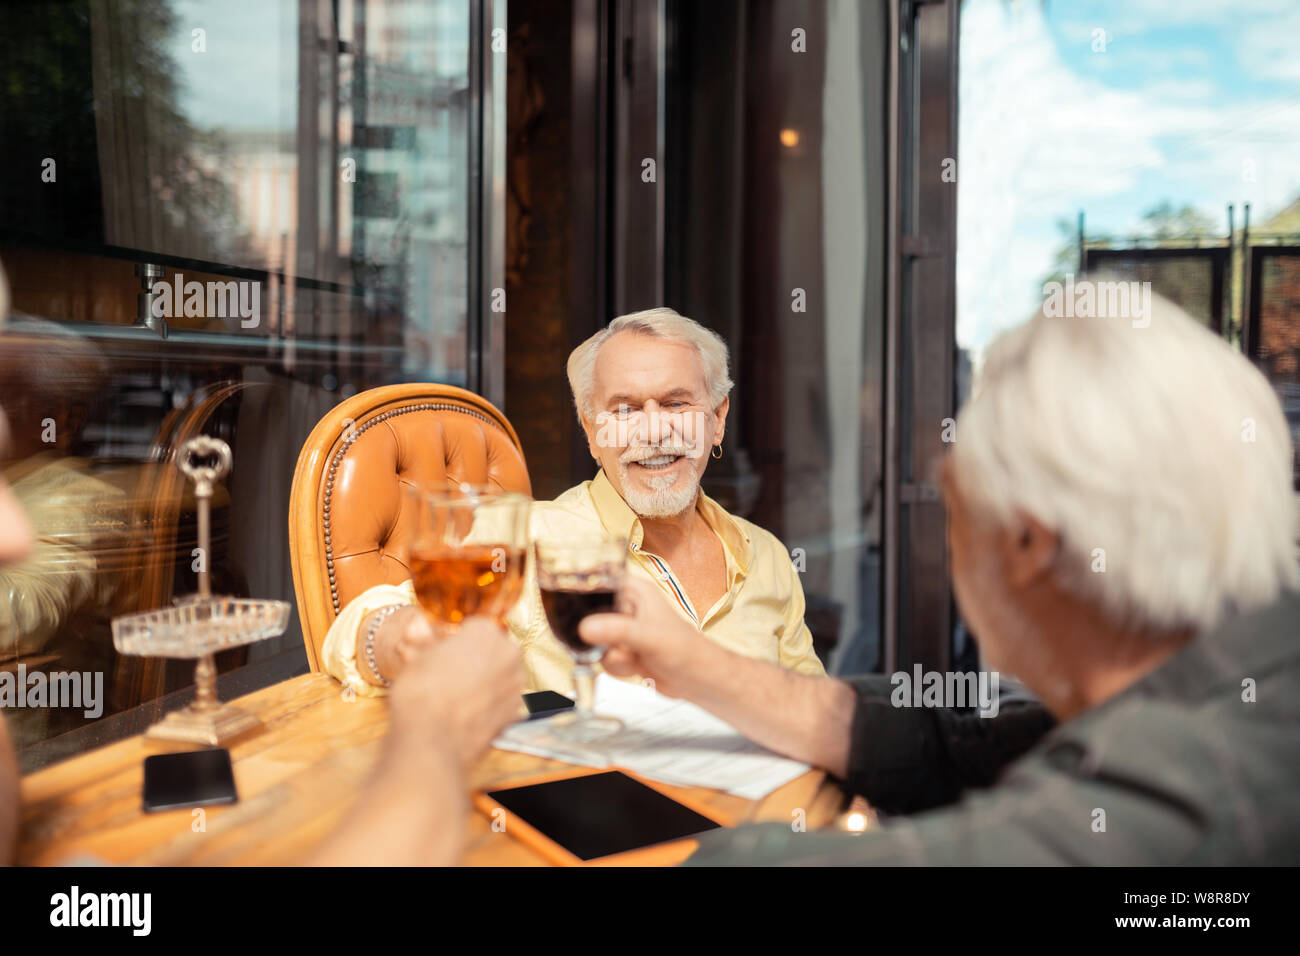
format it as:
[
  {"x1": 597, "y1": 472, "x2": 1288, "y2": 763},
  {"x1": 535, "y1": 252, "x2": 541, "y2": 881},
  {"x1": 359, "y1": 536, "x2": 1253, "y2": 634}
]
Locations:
[{"x1": 410, "y1": 545, "x2": 525, "y2": 626}]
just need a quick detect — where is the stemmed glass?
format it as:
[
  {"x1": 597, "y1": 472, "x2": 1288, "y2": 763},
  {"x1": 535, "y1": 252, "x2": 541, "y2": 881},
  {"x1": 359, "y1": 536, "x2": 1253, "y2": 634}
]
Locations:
[
  {"x1": 405, "y1": 483, "x2": 532, "y2": 635},
  {"x1": 534, "y1": 536, "x2": 628, "y2": 742}
]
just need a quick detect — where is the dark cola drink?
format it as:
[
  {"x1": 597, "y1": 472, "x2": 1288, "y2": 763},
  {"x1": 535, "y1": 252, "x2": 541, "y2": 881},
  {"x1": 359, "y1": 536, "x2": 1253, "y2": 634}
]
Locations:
[{"x1": 540, "y1": 586, "x2": 617, "y2": 653}]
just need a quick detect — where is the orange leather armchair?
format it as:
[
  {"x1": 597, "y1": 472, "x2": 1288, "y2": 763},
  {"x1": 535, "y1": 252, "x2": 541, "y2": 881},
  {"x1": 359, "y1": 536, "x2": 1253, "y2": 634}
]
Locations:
[{"x1": 289, "y1": 384, "x2": 531, "y2": 670}]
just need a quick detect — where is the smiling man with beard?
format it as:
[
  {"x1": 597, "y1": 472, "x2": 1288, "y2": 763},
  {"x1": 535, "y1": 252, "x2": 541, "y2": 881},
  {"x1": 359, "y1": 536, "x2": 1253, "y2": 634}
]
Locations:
[{"x1": 325, "y1": 308, "x2": 825, "y2": 695}]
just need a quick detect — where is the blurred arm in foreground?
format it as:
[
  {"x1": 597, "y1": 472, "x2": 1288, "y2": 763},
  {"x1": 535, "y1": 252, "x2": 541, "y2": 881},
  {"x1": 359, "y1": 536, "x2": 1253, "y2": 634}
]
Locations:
[
  {"x1": 0, "y1": 264, "x2": 36, "y2": 862},
  {"x1": 303, "y1": 618, "x2": 524, "y2": 866}
]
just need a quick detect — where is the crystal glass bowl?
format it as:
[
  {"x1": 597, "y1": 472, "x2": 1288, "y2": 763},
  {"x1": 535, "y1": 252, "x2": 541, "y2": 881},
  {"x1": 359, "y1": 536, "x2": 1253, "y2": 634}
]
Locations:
[{"x1": 111, "y1": 597, "x2": 290, "y2": 658}]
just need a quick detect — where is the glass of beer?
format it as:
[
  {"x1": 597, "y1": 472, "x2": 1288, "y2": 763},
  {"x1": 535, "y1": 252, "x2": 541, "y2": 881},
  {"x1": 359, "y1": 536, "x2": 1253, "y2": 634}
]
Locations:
[
  {"x1": 534, "y1": 535, "x2": 628, "y2": 742},
  {"x1": 405, "y1": 483, "x2": 531, "y2": 635}
]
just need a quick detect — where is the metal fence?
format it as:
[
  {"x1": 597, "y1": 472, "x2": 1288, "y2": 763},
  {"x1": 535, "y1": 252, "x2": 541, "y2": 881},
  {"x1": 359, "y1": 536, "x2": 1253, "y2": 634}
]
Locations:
[
  {"x1": 1083, "y1": 245, "x2": 1229, "y2": 334},
  {"x1": 1084, "y1": 238, "x2": 1300, "y2": 489},
  {"x1": 1247, "y1": 244, "x2": 1300, "y2": 384}
]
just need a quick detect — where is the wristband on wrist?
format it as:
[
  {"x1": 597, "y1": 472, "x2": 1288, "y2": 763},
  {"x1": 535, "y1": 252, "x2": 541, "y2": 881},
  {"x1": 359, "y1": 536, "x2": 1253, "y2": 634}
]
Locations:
[{"x1": 362, "y1": 603, "x2": 407, "y2": 687}]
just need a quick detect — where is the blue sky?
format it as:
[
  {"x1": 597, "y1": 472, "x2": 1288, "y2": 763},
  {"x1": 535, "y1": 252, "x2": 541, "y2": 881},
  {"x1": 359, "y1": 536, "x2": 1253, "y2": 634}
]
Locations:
[
  {"x1": 168, "y1": 0, "x2": 469, "y2": 132},
  {"x1": 957, "y1": 0, "x2": 1300, "y2": 356},
  {"x1": 170, "y1": 0, "x2": 296, "y2": 132}
]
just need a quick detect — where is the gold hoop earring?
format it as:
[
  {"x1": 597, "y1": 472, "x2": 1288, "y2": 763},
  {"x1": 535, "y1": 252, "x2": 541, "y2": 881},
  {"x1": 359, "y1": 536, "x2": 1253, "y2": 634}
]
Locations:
[{"x1": 711, "y1": 444, "x2": 723, "y2": 460}]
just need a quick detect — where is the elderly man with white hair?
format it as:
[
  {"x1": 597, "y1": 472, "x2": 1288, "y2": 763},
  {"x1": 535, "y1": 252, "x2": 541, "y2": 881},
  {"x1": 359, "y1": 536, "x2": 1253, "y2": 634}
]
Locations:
[
  {"x1": 581, "y1": 292, "x2": 1300, "y2": 864},
  {"x1": 323, "y1": 307, "x2": 825, "y2": 697}
]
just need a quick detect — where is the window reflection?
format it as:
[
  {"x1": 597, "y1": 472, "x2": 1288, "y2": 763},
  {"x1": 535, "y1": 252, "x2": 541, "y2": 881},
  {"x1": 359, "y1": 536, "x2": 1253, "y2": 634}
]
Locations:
[
  {"x1": 0, "y1": 0, "x2": 484, "y2": 763},
  {"x1": 664, "y1": 0, "x2": 887, "y2": 675}
]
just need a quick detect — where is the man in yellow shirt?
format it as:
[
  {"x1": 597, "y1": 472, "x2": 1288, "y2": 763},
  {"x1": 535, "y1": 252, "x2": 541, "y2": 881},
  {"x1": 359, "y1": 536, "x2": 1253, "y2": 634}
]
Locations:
[{"x1": 323, "y1": 307, "x2": 825, "y2": 696}]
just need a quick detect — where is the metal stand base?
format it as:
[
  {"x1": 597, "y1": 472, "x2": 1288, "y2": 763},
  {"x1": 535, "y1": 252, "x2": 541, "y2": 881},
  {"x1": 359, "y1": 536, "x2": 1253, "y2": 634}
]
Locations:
[{"x1": 144, "y1": 704, "x2": 263, "y2": 746}]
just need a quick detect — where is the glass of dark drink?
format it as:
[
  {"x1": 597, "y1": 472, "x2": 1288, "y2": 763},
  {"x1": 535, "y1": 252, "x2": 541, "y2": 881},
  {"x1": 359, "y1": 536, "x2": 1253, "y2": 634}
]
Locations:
[
  {"x1": 405, "y1": 483, "x2": 531, "y2": 635},
  {"x1": 535, "y1": 536, "x2": 628, "y2": 742}
]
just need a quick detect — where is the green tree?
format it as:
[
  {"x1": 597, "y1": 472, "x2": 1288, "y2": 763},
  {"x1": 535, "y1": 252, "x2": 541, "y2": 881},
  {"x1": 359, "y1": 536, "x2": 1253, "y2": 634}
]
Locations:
[{"x1": 1138, "y1": 201, "x2": 1216, "y2": 240}]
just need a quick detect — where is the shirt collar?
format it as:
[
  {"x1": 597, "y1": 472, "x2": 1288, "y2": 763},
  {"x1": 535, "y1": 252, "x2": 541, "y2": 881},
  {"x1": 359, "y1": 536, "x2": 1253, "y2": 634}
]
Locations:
[{"x1": 589, "y1": 468, "x2": 753, "y2": 576}]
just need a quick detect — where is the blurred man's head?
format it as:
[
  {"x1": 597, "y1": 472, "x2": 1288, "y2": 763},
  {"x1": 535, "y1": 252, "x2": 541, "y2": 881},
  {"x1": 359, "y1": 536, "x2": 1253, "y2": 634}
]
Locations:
[
  {"x1": 0, "y1": 313, "x2": 105, "y2": 460},
  {"x1": 567, "y1": 308, "x2": 731, "y2": 519},
  {"x1": 0, "y1": 264, "x2": 36, "y2": 564},
  {"x1": 945, "y1": 291, "x2": 1297, "y2": 709}
]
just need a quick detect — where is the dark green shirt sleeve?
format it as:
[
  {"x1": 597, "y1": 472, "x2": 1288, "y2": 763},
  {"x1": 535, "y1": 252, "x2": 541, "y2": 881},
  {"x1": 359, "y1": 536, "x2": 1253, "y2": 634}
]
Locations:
[
  {"x1": 837, "y1": 674, "x2": 1055, "y2": 814},
  {"x1": 682, "y1": 733, "x2": 1206, "y2": 867},
  {"x1": 685, "y1": 593, "x2": 1300, "y2": 866}
]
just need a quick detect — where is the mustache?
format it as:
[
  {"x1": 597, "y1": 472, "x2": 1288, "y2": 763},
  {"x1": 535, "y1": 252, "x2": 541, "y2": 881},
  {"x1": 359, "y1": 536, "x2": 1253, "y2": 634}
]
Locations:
[{"x1": 620, "y1": 444, "x2": 693, "y2": 464}]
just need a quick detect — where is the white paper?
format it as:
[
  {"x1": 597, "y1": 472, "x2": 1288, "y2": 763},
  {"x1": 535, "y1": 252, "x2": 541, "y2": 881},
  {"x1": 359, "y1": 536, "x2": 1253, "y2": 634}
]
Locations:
[{"x1": 494, "y1": 674, "x2": 811, "y2": 800}]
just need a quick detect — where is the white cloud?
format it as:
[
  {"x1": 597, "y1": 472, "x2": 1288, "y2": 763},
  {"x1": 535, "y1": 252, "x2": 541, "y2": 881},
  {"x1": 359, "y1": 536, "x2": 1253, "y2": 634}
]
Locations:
[
  {"x1": 957, "y1": 0, "x2": 1300, "y2": 357},
  {"x1": 1238, "y1": 4, "x2": 1300, "y2": 83}
]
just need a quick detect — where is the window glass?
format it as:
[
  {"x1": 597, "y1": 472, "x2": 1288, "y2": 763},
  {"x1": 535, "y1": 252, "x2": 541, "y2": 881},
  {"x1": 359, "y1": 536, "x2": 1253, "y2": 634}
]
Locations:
[
  {"x1": 0, "y1": 0, "x2": 480, "y2": 767},
  {"x1": 959, "y1": 0, "x2": 1300, "y2": 394},
  {"x1": 665, "y1": 0, "x2": 888, "y2": 675},
  {"x1": 956, "y1": 0, "x2": 1300, "y2": 661}
]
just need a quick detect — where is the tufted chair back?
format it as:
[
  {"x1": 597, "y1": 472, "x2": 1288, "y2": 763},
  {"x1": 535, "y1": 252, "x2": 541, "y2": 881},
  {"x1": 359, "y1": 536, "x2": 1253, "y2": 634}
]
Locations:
[{"x1": 289, "y1": 383, "x2": 531, "y2": 670}]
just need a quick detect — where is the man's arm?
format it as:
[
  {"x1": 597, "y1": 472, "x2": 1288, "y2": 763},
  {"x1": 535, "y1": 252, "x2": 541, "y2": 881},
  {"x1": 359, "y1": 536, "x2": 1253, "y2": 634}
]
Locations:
[
  {"x1": 321, "y1": 582, "x2": 474, "y2": 693},
  {"x1": 683, "y1": 782, "x2": 1074, "y2": 866},
  {"x1": 838, "y1": 674, "x2": 1054, "y2": 814},
  {"x1": 304, "y1": 618, "x2": 525, "y2": 866},
  {"x1": 304, "y1": 726, "x2": 467, "y2": 866},
  {"x1": 327, "y1": 576, "x2": 557, "y2": 693},
  {"x1": 770, "y1": 537, "x2": 826, "y2": 677},
  {"x1": 583, "y1": 576, "x2": 857, "y2": 775},
  {"x1": 582, "y1": 577, "x2": 1054, "y2": 810},
  {"x1": 0, "y1": 714, "x2": 19, "y2": 864},
  {"x1": 320, "y1": 582, "x2": 415, "y2": 694},
  {"x1": 667, "y1": 634, "x2": 858, "y2": 778}
]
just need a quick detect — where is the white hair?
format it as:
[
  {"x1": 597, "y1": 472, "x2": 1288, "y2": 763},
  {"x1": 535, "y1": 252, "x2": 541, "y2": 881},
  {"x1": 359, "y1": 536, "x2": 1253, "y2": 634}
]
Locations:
[
  {"x1": 951, "y1": 292, "x2": 1298, "y2": 635},
  {"x1": 566, "y1": 307, "x2": 733, "y2": 421}
]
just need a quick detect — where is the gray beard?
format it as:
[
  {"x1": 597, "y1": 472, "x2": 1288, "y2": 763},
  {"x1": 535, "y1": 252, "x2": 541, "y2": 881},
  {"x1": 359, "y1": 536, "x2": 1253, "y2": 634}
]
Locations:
[{"x1": 617, "y1": 462, "x2": 701, "y2": 518}]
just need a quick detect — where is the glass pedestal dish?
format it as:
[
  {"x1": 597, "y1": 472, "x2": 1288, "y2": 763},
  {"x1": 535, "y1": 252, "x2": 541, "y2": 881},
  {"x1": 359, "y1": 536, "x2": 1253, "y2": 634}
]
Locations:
[
  {"x1": 112, "y1": 597, "x2": 290, "y2": 745},
  {"x1": 110, "y1": 435, "x2": 289, "y2": 745}
]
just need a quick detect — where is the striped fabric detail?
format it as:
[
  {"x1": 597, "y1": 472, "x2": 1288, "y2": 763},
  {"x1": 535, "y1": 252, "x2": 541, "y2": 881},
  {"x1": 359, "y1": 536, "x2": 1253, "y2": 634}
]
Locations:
[{"x1": 641, "y1": 552, "x2": 699, "y2": 625}]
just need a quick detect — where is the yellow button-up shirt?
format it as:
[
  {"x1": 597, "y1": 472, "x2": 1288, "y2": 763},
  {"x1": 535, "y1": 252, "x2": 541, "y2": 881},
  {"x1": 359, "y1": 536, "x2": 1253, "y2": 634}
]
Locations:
[{"x1": 321, "y1": 469, "x2": 825, "y2": 696}]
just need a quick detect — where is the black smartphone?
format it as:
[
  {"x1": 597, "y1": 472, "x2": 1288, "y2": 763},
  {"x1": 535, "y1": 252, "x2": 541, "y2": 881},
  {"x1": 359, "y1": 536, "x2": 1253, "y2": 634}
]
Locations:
[
  {"x1": 522, "y1": 690, "x2": 577, "y2": 720},
  {"x1": 142, "y1": 749, "x2": 239, "y2": 813}
]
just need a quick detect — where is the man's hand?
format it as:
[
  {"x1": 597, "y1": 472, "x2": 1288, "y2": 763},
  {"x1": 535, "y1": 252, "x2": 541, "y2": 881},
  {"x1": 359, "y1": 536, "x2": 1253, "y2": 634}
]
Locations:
[
  {"x1": 393, "y1": 609, "x2": 437, "y2": 666},
  {"x1": 579, "y1": 576, "x2": 707, "y2": 698},
  {"x1": 360, "y1": 605, "x2": 435, "y2": 686},
  {"x1": 385, "y1": 618, "x2": 525, "y2": 770},
  {"x1": 582, "y1": 576, "x2": 857, "y2": 779}
]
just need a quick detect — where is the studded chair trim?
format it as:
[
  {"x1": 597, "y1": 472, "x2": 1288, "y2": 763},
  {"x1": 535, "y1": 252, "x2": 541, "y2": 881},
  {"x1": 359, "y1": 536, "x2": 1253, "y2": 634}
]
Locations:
[
  {"x1": 320, "y1": 402, "x2": 502, "y2": 615},
  {"x1": 288, "y1": 384, "x2": 530, "y2": 672}
]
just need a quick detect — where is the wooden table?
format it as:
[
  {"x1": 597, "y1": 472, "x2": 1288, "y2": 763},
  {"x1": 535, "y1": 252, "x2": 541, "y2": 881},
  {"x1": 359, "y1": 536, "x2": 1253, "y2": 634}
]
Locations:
[{"x1": 18, "y1": 673, "x2": 847, "y2": 865}]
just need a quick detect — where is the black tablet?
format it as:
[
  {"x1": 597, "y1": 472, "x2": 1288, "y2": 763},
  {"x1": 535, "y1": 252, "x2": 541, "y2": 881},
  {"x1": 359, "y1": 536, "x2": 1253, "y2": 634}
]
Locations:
[{"x1": 478, "y1": 768, "x2": 727, "y2": 865}]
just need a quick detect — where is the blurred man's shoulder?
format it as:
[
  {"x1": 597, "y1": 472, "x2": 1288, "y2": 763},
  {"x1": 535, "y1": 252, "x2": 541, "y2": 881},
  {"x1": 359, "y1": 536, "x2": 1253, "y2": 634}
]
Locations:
[{"x1": 1003, "y1": 595, "x2": 1300, "y2": 864}]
